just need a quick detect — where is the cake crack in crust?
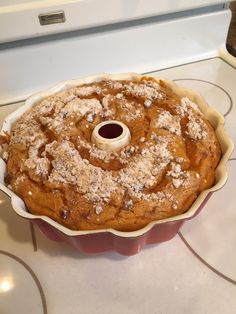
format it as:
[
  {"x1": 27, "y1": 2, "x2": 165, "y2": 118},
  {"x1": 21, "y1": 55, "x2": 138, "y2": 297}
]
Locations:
[{"x1": 2, "y1": 77, "x2": 221, "y2": 231}]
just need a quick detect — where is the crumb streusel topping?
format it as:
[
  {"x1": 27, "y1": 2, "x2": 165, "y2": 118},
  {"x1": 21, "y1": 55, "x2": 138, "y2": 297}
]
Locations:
[{"x1": 2, "y1": 77, "x2": 221, "y2": 231}]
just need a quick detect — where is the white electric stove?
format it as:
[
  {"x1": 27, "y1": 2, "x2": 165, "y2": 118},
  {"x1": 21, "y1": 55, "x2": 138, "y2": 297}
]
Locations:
[{"x1": 0, "y1": 1, "x2": 236, "y2": 314}]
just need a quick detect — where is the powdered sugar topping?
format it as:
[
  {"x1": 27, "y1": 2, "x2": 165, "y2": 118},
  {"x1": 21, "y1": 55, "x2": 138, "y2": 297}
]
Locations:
[
  {"x1": 125, "y1": 81, "x2": 163, "y2": 100},
  {"x1": 24, "y1": 138, "x2": 50, "y2": 177},
  {"x1": 117, "y1": 139, "x2": 172, "y2": 199},
  {"x1": 186, "y1": 118, "x2": 208, "y2": 140},
  {"x1": 177, "y1": 97, "x2": 208, "y2": 140},
  {"x1": 118, "y1": 98, "x2": 143, "y2": 121},
  {"x1": 167, "y1": 162, "x2": 194, "y2": 189},
  {"x1": 77, "y1": 137, "x2": 118, "y2": 163},
  {"x1": 46, "y1": 140, "x2": 118, "y2": 204},
  {"x1": 75, "y1": 85, "x2": 102, "y2": 97},
  {"x1": 155, "y1": 109, "x2": 181, "y2": 136}
]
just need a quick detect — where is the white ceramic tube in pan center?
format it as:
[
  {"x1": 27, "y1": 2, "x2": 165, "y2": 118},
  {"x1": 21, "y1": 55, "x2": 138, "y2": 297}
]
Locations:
[{"x1": 91, "y1": 120, "x2": 131, "y2": 151}]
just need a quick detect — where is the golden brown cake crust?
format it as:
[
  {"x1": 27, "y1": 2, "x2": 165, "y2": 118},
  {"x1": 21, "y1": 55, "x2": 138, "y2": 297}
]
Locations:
[{"x1": 4, "y1": 77, "x2": 221, "y2": 231}]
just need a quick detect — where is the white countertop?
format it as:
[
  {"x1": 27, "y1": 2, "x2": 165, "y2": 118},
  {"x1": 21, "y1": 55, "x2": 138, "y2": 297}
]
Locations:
[{"x1": 0, "y1": 57, "x2": 236, "y2": 314}]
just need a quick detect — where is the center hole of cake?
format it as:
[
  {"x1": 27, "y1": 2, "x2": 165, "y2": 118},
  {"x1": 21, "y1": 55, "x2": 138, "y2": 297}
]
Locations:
[{"x1": 98, "y1": 123, "x2": 123, "y2": 139}]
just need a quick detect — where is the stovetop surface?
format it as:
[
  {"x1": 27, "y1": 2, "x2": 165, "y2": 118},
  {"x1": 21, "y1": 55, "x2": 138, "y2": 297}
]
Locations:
[{"x1": 0, "y1": 57, "x2": 235, "y2": 314}]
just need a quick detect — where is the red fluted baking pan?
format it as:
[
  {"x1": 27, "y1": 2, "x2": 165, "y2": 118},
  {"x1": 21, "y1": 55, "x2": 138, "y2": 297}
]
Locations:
[
  {"x1": 0, "y1": 73, "x2": 233, "y2": 255},
  {"x1": 34, "y1": 194, "x2": 211, "y2": 255}
]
